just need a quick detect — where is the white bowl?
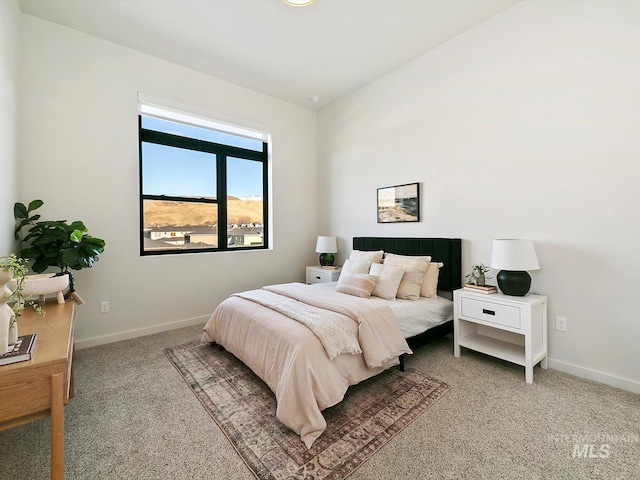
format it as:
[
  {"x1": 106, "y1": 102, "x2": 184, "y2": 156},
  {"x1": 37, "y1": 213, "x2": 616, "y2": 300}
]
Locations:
[{"x1": 11, "y1": 274, "x2": 69, "y2": 304}]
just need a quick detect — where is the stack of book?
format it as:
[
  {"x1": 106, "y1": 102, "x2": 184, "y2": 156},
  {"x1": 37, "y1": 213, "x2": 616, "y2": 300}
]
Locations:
[
  {"x1": 0, "y1": 333, "x2": 37, "y2": 366},
  {"x1": 463, "y1": 283, "x2": 498, "y2": 294},
  {"x1": 321, "y1": 265, "x2": 341, "y2": 271}
]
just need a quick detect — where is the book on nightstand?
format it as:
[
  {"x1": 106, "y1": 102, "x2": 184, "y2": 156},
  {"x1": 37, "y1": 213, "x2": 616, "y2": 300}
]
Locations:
[
  {"x1": 463, "y1": 284, "x2": 498, "y2": 294},
  {"x1": 321, "y1": 265, "x2": 341, "y2": 270},
  {"x1": 0, "y1": 333, "x2": 37, "y2": 366}
]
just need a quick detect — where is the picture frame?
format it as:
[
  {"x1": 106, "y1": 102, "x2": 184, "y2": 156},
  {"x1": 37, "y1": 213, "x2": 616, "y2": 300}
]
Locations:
[{"x1": 377, "y1": 182, "x2": 420, "y2": 223}]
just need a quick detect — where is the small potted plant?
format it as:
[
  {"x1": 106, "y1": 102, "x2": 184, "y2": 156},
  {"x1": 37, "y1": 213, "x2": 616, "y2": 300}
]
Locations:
[
  {"x1": 0, "y1": 254, "x2": 43, "y2": 350},
  {"x1": 466, "y1": 263, "x2": 492, "y2": 286}
]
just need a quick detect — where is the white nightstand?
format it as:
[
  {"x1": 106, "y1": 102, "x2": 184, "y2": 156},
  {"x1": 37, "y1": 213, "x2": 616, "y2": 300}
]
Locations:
[
  {"x1": 453, "y1": 288, "x2": 548, "y2": 384},
  {"x1": 306, "y1": 266, "x2": 341, "y2": 284}
]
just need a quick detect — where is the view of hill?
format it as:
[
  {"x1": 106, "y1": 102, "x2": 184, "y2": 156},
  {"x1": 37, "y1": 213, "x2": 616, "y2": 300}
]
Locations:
[{"x1": 143, "y1": 198, "x2": 263, "y2": 227}]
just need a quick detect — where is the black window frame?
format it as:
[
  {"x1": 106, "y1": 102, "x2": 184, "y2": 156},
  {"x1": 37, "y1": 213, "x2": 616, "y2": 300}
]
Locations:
[{"x1": 138, "y1": 115, "x2": 269, "y2": 256}]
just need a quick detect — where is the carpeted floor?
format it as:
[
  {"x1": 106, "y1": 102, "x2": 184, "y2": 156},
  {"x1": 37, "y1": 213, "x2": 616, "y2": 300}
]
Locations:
[
  {"x1": 165, "y1": 340, "x2": 450, "y2": 479},
  {"x1": 0, "y1": 324, "x2": 638, "y2": 480}
]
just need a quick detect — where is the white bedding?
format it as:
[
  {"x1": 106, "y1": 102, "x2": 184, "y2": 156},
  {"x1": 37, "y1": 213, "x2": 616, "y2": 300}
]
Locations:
[{"x1": 311, "y1": 282, "x2": 454, "y2": 338}]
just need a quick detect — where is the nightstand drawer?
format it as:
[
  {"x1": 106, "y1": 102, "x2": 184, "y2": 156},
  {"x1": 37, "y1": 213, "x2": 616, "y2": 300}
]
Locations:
[
  {"x1": 306, "y1": 266, "x2": 341, "y2": 284},
  {"x1": 460, "y1": 297, "x2": 521, "y2": 329}
]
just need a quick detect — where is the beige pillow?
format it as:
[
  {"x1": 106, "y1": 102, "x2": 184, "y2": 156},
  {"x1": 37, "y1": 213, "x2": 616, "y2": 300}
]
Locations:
[
  {"x1": 349, "y1": 249, "x2": 384, "y2": 264},
  {"x1": 336, "y1": 273, "x2": 379, "y2": 298},
  {"x1": 384, "y1": 253, "x2": 431, "y2": 300},
  {"x1": 369, "y1": 263, "x2": 405, "y2": 300},
  {"x1": 421, "y1": 262, "x2": 444, "y2": 298},
  {"x1": 383, "y1": 253, "x2": 432, "y2": 268},
  {"x1": 342, "y1": 259, "x2": 371, "y2": 274},
  {"x1": 395, "y1": 266, "x2": 427, "y2": 300}
]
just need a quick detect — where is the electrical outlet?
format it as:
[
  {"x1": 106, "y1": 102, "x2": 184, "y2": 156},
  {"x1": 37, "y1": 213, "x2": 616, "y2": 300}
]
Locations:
[
  {"x1": 556, "y1": 316, "x2": 567, "y2": 332},
  {"x1": 100, "y1": 301, "x2": 109, "y2": 313}
]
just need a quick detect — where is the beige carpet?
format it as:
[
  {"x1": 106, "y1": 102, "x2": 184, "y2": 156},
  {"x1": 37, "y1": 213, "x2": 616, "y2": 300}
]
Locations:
[
  {"x1": 165, "y1": 341, "x2": 450, "y2": 480},
  {"x1": 2, "y1": 325, "x2": 639, "y2": 479}
]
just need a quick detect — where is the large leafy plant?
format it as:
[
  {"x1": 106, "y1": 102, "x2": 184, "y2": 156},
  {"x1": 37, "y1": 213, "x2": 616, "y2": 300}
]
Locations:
[{"x1": 14, "y1": 200, "x2": 105, "y2": 274}]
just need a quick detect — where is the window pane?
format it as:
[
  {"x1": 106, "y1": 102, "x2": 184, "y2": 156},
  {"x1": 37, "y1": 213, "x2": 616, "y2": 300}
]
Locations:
[
  {"x1": 142, "y1": 116, "x2": 263, "y2": 152},
  {"x1": 142, "y1": 199, "x2": 218, "y2": 252},
  {"x1": 142, "y1": 142, "x2": 216, "y2": 198},
  {"x1": 226, "y1": 157, "x2": 264, "y2": 248}
]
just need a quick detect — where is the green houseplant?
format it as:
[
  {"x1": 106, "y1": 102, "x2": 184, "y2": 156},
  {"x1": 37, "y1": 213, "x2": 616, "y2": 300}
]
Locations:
[
  {"x1": 466, "y1": 263, "x2": 492, "y2": 286},
  {"x1": 14, "y1": 200, "x2": 106, "y2": 302}
]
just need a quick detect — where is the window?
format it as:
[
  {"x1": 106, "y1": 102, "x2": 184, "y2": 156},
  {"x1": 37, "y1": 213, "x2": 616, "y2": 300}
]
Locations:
[{"x1": 138, "y1": 102, "x2": 269, "y2": 255}]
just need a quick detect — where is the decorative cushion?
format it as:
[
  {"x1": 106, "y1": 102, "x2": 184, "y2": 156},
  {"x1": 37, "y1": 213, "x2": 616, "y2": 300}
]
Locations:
[
  {"x1": 369, "y1": 263, "x2": 405, "y2": 300},
  {"x1": 336, "y1": 273, "x2": 379, "y2": 299},
  {"x1": 421, "y1": 262, "x2": 444, "y2": 298},
  {"x1": 349, "y1": 249, "x2": 384, "y2": 264},
  {"x1": 341, "y1": 259, "x2": 372, "y2": 274},
  {"x1": 383, "y1": 253, "x2": 432, "y2": 267},
  {"x1": 395, "y1": 267, "x2": 427, "y2": 300},
  {"x1": 383, "y1": 253, "x2": 431, "y2": 301}
]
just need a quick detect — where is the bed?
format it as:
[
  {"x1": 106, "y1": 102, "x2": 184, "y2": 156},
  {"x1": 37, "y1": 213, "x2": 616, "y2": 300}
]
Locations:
[
  {"x1": 201, "y1": 237, "x2": 462, "y2": 448},
  {"x1": 351, "y1": 237, "x2": 462, "y2": 363}
]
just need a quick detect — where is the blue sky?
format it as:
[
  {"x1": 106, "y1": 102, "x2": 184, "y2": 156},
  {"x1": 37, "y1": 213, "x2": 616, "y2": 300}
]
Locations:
[{"x1": 141, "y1": 117, "x2": 263, "y2": 199}]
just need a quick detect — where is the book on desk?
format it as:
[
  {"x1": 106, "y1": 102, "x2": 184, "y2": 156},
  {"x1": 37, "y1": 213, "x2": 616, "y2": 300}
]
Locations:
[{"x1": 0, "y1": 333, "x2": 37, "y2": 366}]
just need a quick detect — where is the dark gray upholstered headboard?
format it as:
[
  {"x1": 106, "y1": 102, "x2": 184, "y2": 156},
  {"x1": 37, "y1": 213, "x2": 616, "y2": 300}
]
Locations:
[{"x1": 352, "y1": 237, "x2": 462, "y2": 293}]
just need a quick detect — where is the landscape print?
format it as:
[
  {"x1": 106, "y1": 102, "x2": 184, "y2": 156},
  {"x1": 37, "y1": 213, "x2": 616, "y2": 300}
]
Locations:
[{"x1": 377, "y1": 183, "x2": 420, "y2": 223}]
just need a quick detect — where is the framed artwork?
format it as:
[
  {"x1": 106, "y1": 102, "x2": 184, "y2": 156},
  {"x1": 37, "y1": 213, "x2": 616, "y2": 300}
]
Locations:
[{"x1": 377, "y1": 182, "x2": 420, "y2": 223}]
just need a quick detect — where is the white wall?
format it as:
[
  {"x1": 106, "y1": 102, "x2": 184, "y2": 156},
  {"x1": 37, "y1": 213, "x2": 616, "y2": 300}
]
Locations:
[
  {"x1": 318, "y1": 1, "x2": 640, "y2": 392},
  {"x1": 0, "y1": 0, "x2": 20, "y2": 255},
  {"x1": 19, "y1": 15, "x2": 318, "y2": 347}
]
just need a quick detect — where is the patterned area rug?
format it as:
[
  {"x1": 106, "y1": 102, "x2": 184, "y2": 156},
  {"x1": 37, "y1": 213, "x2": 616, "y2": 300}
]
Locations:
[{"x1": 165, "y1": 341, "x2": 450, "y2": 480}]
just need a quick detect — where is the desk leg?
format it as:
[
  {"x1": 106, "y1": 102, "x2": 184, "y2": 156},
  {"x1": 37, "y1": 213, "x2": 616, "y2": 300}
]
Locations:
[
  {"x1": 69, "y1": 352, "x2": 75, "y2": 399},
  {"x1": 51, "y1": 373, "x2": 64, "y2": 480}
]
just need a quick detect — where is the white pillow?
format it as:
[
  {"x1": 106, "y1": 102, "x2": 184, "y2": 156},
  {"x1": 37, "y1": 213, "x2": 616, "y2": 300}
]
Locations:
[
  {"x1": 336, "y1": 273, "x2": 379, "y2": 298},
  {"x1": 349, "y1": 249, "x2": 384, "y2": 264},
  {"x1": 342, "y1": 259, "x2": 371, "y2": 274},
  {"x1": 369, "y1": 263, "x2": 405, "y2": 300},
  {"x1": 421, "y1": 262, "x2": 444, "y2": 298}
]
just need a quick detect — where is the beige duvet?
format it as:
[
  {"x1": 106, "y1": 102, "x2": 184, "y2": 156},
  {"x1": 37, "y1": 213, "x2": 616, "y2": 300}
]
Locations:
[{"x1": 201, "y1": 282, "x2": 412, "y2": 448}]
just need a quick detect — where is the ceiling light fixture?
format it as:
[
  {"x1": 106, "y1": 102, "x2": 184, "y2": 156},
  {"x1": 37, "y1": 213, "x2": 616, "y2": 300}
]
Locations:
[{"x1": 283, "y1": 0, "x2": 315, "y2": 7}]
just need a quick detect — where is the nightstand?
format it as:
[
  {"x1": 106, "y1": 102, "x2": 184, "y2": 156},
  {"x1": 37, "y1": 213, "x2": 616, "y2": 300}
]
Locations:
[
  {"x1": 306, "y1": 266, "x2": 340, "y2": 284},
  {"x1": 453, "y1": 288, "x2": 548, "y2": 384}
]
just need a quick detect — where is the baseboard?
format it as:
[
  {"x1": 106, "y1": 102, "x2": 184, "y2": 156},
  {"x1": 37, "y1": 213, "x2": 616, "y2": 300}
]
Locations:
[
  {"x1": 75, "y1": 315, "x2": 209, "y2": 350},
  {"x1": 548, "y1": 358, "x2": 640, "y2": 394}
]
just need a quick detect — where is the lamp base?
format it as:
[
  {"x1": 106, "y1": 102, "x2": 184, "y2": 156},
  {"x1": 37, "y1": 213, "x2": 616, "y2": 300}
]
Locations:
[
  {"x1": 319, "y1": 253, "x2": 335, "y2": 267},
  {"x1": 497, "y1": 270, "x2": 531, "y2": 296}
]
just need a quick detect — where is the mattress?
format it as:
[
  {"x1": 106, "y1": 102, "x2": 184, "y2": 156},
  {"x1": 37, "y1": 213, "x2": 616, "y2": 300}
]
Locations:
[{"x1": 311, "y1": 282, "x2": 454, "y2": 338}]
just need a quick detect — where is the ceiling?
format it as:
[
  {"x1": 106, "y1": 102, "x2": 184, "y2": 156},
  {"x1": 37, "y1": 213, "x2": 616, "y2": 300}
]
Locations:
[{"x1": 19, "y1": 0, "x2": 518, "y2": 110}]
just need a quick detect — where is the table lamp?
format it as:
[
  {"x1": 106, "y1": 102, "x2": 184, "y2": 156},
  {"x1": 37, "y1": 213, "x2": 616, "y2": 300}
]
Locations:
[
  {"x1": 490, "y1": 239, "x2": 540, "y2": 296},
  {"x1": 315, "y1": 236, "x2": 337, "y2": 266}
]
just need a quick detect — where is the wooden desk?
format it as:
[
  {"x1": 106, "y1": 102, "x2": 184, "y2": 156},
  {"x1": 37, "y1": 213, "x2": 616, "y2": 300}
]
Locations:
[{"x1": 0, "y1": 301, "x2": 76, "y2": 480}]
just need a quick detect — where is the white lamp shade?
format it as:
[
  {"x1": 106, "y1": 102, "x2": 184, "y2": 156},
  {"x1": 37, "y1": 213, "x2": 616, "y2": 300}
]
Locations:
[
  {"x1": 490, "y1": 239, "x2": 540, "y2": 271},
  {"x1": 315, "y1": 236, "x2": 337, "y2": 253}
]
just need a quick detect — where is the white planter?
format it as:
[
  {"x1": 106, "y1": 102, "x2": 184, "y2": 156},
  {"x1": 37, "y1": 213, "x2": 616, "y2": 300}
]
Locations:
[
  {"x1": 8, "y1": 321, "x2": 18, "y2": 346},
  {"x1": 11, "y1": 273, "x2": 69, "y2": 305},
  {"x1": 0, "y1": 270, "x2": 12, "y2": 354}
]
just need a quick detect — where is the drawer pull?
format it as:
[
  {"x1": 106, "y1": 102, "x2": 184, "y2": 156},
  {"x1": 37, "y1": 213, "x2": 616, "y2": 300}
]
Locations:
[
  {"x1": 315, "y1": 276, "x2": 321, "y2": 280},
  {"x1": 482, "y1": 309, "x2": 496, "y2": 316}
]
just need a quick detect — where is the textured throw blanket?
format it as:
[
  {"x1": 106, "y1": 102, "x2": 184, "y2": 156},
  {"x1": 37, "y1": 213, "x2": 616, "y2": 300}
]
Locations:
[
  {"x1": 232, "y1": 289, "x2": 362, "y2": 360},
  {"x1": 263, "y1": 283, "x2": 412, "y2": 368}
]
